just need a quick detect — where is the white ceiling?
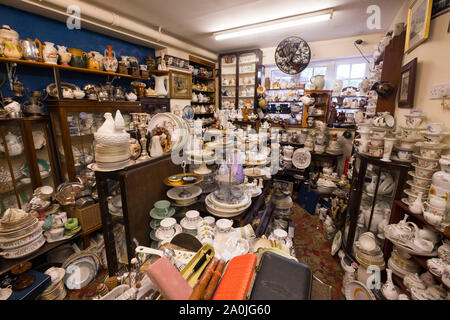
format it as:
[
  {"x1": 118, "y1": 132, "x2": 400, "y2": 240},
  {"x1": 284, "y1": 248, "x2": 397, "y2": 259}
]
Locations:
[{"x1": 84, "y1": 0, "x2": 405, "y2": 53}]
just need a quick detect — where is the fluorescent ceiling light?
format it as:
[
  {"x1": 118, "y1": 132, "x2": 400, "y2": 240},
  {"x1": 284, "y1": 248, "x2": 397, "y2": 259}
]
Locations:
[{"x1": 214, "y1": 9, "x2": 333, "y2": 41}]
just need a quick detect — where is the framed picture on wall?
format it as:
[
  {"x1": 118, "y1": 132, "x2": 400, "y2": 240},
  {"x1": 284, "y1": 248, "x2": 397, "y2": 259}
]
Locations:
[
  {"x1": 398, "y1": 58, "x2": 417, "y2": 109},
  {"x1": 169, "y1": 70, "x2": 192, "y2": 99},
  {"x1": 405, "y1": 0, "x2": 433, "y2": 53}
]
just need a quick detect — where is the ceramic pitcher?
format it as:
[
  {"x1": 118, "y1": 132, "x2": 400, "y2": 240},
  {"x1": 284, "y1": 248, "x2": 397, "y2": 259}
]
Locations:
[
  {"x1": 310, "y1": 75, "x2": 325, "y2": 90},
  {"x1": 153, "y1": 75, "x2": 168, "y2": 96},
  {"x1": 103, "y1": 45, "x2": 118, "y2": 72}
]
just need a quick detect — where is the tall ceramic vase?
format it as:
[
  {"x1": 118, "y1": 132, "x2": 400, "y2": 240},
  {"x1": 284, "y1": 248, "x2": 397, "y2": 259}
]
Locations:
[
  {"x1": 153, "y1": 75, "x2": 168, "y2": 96},
  {"x1": 381, "y1": 137, "x2": 396, "y2": 162},
  {"x1": 382, "y1": 269, "x2": 399, "y2": 300}
]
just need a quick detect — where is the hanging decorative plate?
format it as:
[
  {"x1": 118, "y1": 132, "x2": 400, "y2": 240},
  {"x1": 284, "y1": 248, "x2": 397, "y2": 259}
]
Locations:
[
  {"x1": 275, "y1": 36, "x2": 311, "y2": 75},
  {"x1": 344, "y1": 280, "x2": 376, "y2": 300},
  {"x1": 182, "y1": 105, "x2": 195, "y2": 120},
  {"x1": 291, "y1": 148, "x2": 311, "y2": 169}
]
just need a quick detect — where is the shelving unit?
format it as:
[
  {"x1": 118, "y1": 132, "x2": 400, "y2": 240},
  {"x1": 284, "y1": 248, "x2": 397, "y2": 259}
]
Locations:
[
  {"x1": 189, "y1": 55, "x2": 216, "y2": 115},
  {"x1": 383, "y1": 200, "x2": 450, "y2": 294},
  {"x1": 305, "y1": 90, "x2": 332, "y2": 128}
]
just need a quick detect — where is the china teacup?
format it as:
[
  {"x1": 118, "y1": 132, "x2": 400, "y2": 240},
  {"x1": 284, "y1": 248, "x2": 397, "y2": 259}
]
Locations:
[
  {"x1": 154, "y1": 200, "x2": 171, "y2": 217},
  {"x1": 49, "y1": 227, "x2": 64, "y2": 240},
  {"x1": 427, "y1": 123, "x2": 442, "y2": 134},
  {"x1": 273, "y1": 229, "x2": 288, "y2": 242},
  {"x1": 203, "y1": 216, "x2": 215, "y2": 227},
  {"x1": 216, "y1": 219, "x2": 232, "y2": 233},
  {"x1": 159, "y1": 217, "x2": 176, "y2": 237}
]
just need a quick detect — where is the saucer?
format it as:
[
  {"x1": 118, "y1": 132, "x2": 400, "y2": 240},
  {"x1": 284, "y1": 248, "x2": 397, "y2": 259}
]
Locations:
[
  {"x1": 150, "y1": 207, "x2": 175, "y2": 219},
  {"x1": 180, "y1": 217, "x2": 202, "y2": 231},
  {"x1": 149, "y1": 219, "x2": 161, "y2": 229}
]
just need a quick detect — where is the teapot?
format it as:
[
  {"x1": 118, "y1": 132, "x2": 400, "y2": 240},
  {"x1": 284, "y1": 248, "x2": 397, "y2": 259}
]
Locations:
[
  {"x1": 88, "y1": 51, "x2": 104, "y2": 70},
  {"x1": 125, "y1": 92, "x2": 137, "y2": 101},
  {"x1": 21, "y1": 38, "x2": 41, "y2": 61},
  {"x1": 409, "y1": 191, "x2": 424, "y2": 214},
  {"x1": 0, "y1": 25, "x2": 22, "y2": 59}
]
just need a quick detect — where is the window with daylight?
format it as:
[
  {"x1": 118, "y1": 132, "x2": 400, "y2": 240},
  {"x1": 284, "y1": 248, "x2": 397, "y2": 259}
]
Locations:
[{"x1": 336, "y1": 62, "x2": 368, "y2": 88}]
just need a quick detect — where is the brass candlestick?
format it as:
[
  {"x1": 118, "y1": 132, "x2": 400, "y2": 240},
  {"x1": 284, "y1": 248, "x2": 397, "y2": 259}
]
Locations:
[{"x1": 136, "y1": 113, "x2": 151, "y2": 162}]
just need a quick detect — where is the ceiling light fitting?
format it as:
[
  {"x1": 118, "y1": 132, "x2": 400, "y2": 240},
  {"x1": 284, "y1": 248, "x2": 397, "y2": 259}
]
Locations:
[{"x1": 213, "y1": 8, "x2": 333, "y2": 41}]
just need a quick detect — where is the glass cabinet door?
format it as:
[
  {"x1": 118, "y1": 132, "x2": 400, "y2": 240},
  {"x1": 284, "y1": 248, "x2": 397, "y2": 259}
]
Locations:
[
  {"x1": 0, "y1": 121, "x2": 32, "y2": 210},
  {"x1": 221, "y1": 54, "x2": 237, "y2": 110},
  {"x1": 238, "y1": 52, "x2": 258, "y2": 109},
  {"x1": 51, "y1": 110, "x2": 134, "y2": 181}
]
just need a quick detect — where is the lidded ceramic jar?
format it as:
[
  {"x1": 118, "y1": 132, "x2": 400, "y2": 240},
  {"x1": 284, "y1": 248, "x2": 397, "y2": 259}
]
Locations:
[{"x1": 0, "y1": 25, "x2": 22, "y2": 59}]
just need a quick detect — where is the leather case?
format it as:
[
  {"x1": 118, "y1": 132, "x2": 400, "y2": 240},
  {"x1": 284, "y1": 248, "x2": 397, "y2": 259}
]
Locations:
[
  {"x1": 249, "y1": 251, "x2": 312, "y2": 300},
  {"x1": 212, "y1": 253, "x2": 257, "y2": 300}
]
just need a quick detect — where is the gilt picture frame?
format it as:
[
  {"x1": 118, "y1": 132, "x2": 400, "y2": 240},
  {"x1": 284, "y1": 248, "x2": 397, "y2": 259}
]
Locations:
[
  {"x1": 404, "y1": 0, "x2": 433, "y2": 53},
  {"x1": 398, "y1": 57, "x2": 417, "y2": 109},
  {"x1": 169, "y1": 70, "x2": 192, "y2": 99}
]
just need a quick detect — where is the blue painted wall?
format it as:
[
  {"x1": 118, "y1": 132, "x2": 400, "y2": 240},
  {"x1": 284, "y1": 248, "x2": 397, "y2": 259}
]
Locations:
[{"x1": 0, "y1": 4, "x2": 156, "y2": 100}]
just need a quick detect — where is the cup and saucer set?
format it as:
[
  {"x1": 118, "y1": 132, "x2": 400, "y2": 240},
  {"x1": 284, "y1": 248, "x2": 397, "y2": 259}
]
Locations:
[
  {"x1": 149, "y1": 200, "x2": 177, "y2": 248},
  {"x1": 43, "y1": 213, "x2": 81, "y2": 243},
  {"x1": 152, "y1": 217, "x2": 182, "y2": 244},
  {"x1": 180, "y1": 210, "x2": 203, "y2": 236}
]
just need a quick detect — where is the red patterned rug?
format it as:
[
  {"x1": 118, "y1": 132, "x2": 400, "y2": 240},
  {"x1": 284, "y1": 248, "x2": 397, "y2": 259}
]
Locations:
[{"x1": 291, "y1": 203, "x2": 344, "y2": 300}]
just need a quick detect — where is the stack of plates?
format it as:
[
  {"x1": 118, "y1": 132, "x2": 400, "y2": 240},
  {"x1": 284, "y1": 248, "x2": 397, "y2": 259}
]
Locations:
[
  {"x1": 38, "y1": 267, "x2": 66, "y2": 300},
  {"x1": 62, "y1": 250, "x2": 100, "y2": 290},
  {"x1": 147, "y1": 113, "x2": 188, "y2": 152},
  {"x1": 0, "y1": 212, "x2": 44, "y2": 260},
  {"x1": 205, "y1": 193, "x2": 251, "y2": 218},
  {"x1": 355, "y1": 246, "x2": 385, "y2": 270}
]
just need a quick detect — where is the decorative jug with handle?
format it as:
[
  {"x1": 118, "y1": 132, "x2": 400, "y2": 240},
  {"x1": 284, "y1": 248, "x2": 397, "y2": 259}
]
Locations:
[
  {"x1": 68, "y1": 48, "x2": 87, "y2": 68},
  {"x1": 103, "y1": 45, "x2": 118, "y2": 72},
  {"x1": 152, "y1": 75, "x2": 168, "y2": 96},
  {"x1": 43, "y1": 42, "x2": 58, "y2": 64},
  {"x1": 310, "y1": 75, "x2": 325, "y2": 90},
  {"x1": 21, "y1": 38, "x2": 41, "y2": 61}
]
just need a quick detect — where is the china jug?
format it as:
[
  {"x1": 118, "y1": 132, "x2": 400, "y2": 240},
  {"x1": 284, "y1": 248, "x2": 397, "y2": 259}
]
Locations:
[
  {"x1": 310, "y1": 75, "x2": 325, "y2": 90},
  {"x1": 152, "y1": 75, "x2": 168, "y2": 96}
]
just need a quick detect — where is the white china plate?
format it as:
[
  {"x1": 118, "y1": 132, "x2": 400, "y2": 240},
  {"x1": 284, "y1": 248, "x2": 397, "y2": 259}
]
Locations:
[
  {"x1": 64, "y1": 260, "x2": 96, "y2": 290},
  {"x1": 87, "y1": 160, "x2": 135, "y2": 172},
  {"x1": 208, "y1": 193, "x2": 250, "y2": 209},
  {"x1": 344, "y1": 280, "x2": 376, "y2": 300},
  {"x1": 0, "y1": 234, "x2": 45, "y2": 259},
  {"x1": 331, "y1": 231, "x2": 342, "y2": 256},
  {"x1": 0, "y1": 229, "x2": 43, "y2": 250},
  {"x1": 291, "y1": 148, "x2": 311, "y2": 169},
  {"x1": 205, "y1": 200, "x2": 251, "y2": 218}
]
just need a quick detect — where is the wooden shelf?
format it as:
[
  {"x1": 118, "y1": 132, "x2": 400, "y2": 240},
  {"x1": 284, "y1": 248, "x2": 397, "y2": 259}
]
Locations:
[
  {"x1": 192, "y1": 88, "x2": 215, "y2": 93},
  {"x1": 193, "y1": 74, "x2": 214, "y2": 81},
  {"x1": 191, "y1": 101, "x2": 214, "y2": 104},
  {"x1": 0, "y1": 234, "x2": 81, "y2": 275},
  {"x1": 266, "y1": 88, "x2": 305, "y2": 91},
  {"x1": 0, "y1": 57, "x2": 167, "y2": 80}
]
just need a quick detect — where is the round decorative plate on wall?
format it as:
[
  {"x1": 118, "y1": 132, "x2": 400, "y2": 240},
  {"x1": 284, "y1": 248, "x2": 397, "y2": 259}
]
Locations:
[{"x1": 275, "y1": 36, "x2": 311, "y2": 75}]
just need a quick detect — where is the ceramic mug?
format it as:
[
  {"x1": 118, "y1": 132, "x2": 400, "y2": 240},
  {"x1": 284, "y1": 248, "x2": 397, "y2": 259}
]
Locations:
[
  {"x1": 154, "y1": 200, "x2": 171, "y2": 217},
  {"x1": 185, "y1": 210, "x2": 200, "y2": 225}
]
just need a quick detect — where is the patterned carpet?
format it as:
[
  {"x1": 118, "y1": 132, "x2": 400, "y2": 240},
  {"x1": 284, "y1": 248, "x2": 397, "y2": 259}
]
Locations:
[{"x1": 291, "y1": 203, "x2": 345, "y2": 300}]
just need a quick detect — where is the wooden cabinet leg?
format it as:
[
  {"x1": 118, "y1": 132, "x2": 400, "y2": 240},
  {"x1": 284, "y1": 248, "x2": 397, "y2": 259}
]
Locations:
[{"x1": 82, "y1": 235, "x2": 90, "y2": 249}]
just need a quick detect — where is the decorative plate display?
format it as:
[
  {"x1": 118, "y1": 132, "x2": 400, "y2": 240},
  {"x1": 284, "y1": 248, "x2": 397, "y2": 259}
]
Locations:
[
  {"x1": 275, "y1": 36, "x2": 311, "y2": 75},
  {"x1": 147, "y1": 113, "x2": 188, "y2": 152},
  {"x1": 344, "y1": 280, "x2": 376, "y2": 300},
  {"x1": 166, "y1": 186, "x2": 202, "y2": 204},
  {"x1": 291, "y1": 148, "x2": 311, "y2": 169},
  {"x1": 0, "y1": 229, "x2": 43, "y2": 250}
]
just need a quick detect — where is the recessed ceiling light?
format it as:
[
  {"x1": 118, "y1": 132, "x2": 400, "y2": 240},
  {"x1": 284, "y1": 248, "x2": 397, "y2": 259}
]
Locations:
[{"x1": 213, "y1": 8, "x2": 333, "y2": 41}]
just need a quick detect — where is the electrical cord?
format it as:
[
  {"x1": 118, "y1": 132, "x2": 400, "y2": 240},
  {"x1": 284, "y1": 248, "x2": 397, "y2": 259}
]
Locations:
[{"x1": 353, "y1": 41, "x2": 371, "y2": 64}]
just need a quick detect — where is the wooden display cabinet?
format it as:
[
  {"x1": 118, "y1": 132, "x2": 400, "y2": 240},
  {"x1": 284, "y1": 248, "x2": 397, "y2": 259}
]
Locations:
[
  {"x1": 0, "y1": 117, "x2": 58, "y2": 211},
  {"x1": 304, "y1": 90, "x2": 332, "y2": 128},
  {"x1": 219, "y1": 49, "x2": 263, "y2": 112}
]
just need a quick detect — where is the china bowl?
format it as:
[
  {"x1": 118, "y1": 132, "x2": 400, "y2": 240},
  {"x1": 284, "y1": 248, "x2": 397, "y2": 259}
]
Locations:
[
  {"x1": 423, "y1": 210, "x2": 444, "y2": 226},
  {"x1": 406, "y1": 180, "x2": 429, "y2": 195},
  {"x1": 404, "y1": 114, "x2": 424, "y2": 128}
]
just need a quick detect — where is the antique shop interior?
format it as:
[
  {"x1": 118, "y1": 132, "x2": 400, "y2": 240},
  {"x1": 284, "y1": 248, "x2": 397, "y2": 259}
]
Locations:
[{"x1": 0, "y1": 0, "x2": 449, "y2": 302}]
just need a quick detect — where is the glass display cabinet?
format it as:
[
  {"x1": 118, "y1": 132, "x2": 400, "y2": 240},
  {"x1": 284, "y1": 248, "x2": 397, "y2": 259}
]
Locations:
[
  {"x1": 0, "y1": 117, "x2": 58, "y2": 211},
  {"x1": 47, "y1": 100, "x2": 142, "y2": 182},
  {"x1": 342, "y1": 151, "x2": 411, "y2": 258},
  {"x1": 219, "y1": 49, "x2": 263, "y2": 111}
]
